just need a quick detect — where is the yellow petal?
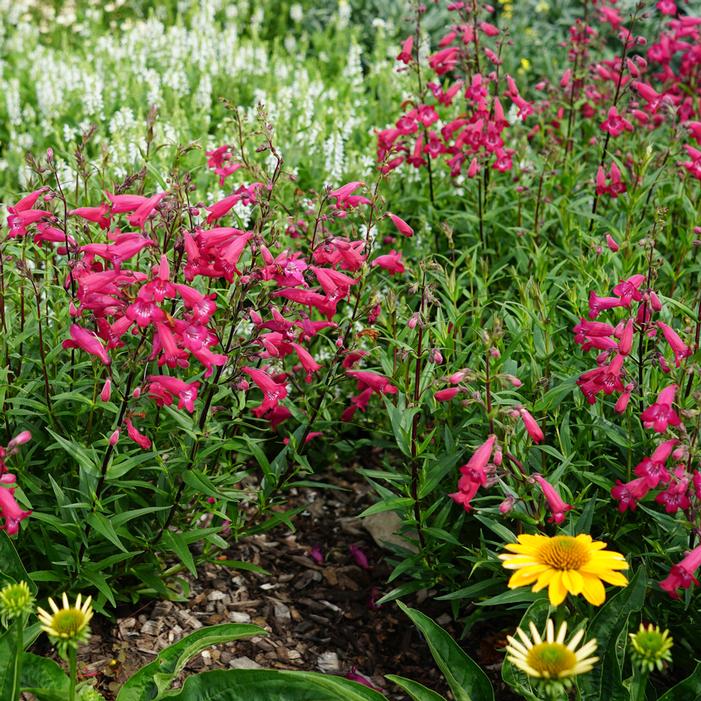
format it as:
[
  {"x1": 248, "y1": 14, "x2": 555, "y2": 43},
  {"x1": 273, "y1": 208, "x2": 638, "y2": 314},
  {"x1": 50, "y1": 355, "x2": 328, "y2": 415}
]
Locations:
[
  {"x1": 596, "y1": 569, "x2": 628, "y2": 587},
  {"x1": 581, "y1": 574, "x2": 606, "y2": 606},
  {"x1": 509, "y1": 565, "x2": 550, "y2": 587},
  {"x1": 562, "y1": 569, "x2": 584, "y2": 595},
  {"x1": 532, "y1": 568, "x2": 555, "y2": 592},
  {"x1": 548, "y1": 571, "x2": 568, "y2": 606}
]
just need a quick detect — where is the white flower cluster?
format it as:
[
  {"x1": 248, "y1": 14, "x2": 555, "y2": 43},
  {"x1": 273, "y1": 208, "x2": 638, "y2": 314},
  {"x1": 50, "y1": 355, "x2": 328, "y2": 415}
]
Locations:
[{"x1": 0, "y1": 0, "x2": 403, "y2": 193}]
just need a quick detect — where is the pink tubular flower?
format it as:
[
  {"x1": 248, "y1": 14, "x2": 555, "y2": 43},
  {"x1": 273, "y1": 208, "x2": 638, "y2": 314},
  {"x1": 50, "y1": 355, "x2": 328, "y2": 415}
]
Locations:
[
  {"x1": 8, "y1": 187, "x2": 48, "y2": 214},
  {"x1": 617, "y1": 319, "x2": 634, "y2": 356},
  {"x1": 345, "y1": 370, "x2": 397, "y2": 395},
  {"x1": 371, "y1": 250, "x2": 405, "y2": 275},
  {"x1": 450, "y1": 435, "x2": 496, "y2": 512},
  {"x1": 100, "y1": 378, "x2": 112, "y2": 402},
  {"x1": 397, "y1": 35, "x2": 414, "y2": 64},
  {"x1": 657, "y1": 322, "x2": 691, "y2": 367},
  {"x1": 69, "y1": 204, "x2": 110, "y2": 229},
  {"x1": 6, "y1": 432, "x2": 31, "y2": 453},
  {"x1": 588, "y1": 291, "x2": 624, "y2": 319},
  {"x1": 0, "y1": 474, "x2": 32, "y2": 535},
  {"x1": 147, "y1": 375, "x2": 200, "y2": 413},
  {"x1": 435, "y1": 387, "x2": 461, "y2": 402},
  {"x1": 174, "y1": 284, "x2": 217, "y2": 324},
  {"x1": 105, "y1": 191, "x2": 151, "y2": 214},
  {"x1": 641, "y1": 384, "x2": 681, "y2": 433},
  {"x1": 533, "y1": 474, "x2": 572, "y2": 525},
  {"x1": 519, "y1": 408, "x2": 544, "y2": 443},
  {"x1": 614, "y1": 384, "x2": 635, "y2": 413},
  {"x1": 634, "y1": 439, "x2": 677, "y2": 488},
  {"x1": 600, "y1": 106, "x2": 634, "y2": 137},
  {"x1": 428, "y1": 47, "x2": 459, "y2": 75},
  {"x1": 243, "y1": 366, "x2": 289, "y2": 417},
  {"x1": 128, "y1": 192, "x2": 166, "y2": 229},
  {"x1": 63, "y1": 324, "x2": 111, "y2": 365},
  {"x1": 329, "y1": 181, "x2": 365, "y2": 208},
  {"x1": 387, "y1": 213, "x2": 414, "y2": 237},
  {"x1": 290, "y1": 342, "x2": 321, "y2": 381},
  {"x1": 606, "y1": 234, "x2": 620, "y2": 252},
  {"x1": 611, "y1": 477, "x2": 651, "y2": 512},
  {"x1": 660, "y1": 544, "x2": 701, "y2": 599},
  {"x1": 125, "y1": 418, "x2": 152, "y2": 450}
]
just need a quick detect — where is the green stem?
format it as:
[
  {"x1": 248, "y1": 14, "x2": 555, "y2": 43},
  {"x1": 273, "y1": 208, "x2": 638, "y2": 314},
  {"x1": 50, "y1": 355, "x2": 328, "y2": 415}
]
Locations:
[
  {"x1": 630, "y1": 667, "x2": 650, "y2": 701},
  {"x1": 11, "y1": 616, "x2": 24, "y2": 701},
  {"x1": 69, "y1": 646, "x2": 77, "y2": 701}
]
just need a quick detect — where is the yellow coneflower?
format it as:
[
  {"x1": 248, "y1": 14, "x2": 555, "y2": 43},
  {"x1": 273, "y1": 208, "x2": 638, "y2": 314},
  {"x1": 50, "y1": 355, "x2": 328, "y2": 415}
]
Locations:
[
  {"x1": 37, "y1": 593, "x2": 93, "y2": 647},
  {"x1": 505, "y1": 618, "x2": 598, "y2": 683},
  {"x1": 499, "y1": 533, "x2": 629, "y2": 606}
]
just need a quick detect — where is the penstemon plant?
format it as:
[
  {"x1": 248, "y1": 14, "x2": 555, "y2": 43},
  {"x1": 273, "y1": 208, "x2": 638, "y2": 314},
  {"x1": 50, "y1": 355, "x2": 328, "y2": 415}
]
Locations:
[{"x1": 0, "y1": 108, "x2": 422, "y2": 608}]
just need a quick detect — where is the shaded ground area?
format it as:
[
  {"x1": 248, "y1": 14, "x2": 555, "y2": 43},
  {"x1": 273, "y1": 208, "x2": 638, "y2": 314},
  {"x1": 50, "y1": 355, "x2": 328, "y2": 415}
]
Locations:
[{"x1": 62, "y1": 472, "x2": 518, "y2": 699}]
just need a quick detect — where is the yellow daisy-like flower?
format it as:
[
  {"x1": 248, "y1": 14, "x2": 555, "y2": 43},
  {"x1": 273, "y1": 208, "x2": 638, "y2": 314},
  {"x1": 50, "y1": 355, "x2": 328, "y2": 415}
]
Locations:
[
  {"x1": 499, "y1": 533, "x2": 629, "y2": 606},
  {"x1": 37, "y1": 593, "x2": 93, "y2": 647},
  {"x1": 505, "y1": 618, "x2": 598, "y2": 681}
]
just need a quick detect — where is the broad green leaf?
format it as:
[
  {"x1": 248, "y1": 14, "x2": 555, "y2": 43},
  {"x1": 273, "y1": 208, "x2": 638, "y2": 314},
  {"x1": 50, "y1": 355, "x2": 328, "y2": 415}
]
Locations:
[
  {"x1": 397, "y1": 602, "x2": 494, "y2": 701},
  {"x1": 116, "y1": 624, "x2": 265, "y2": 701},
  {"x1": 578, "y1": 566, "x2": 647, "y2": 701},
  {"x1": 658, "y1": 661, "x2": 701, "y2": 700},
  {"x1": 386, "y1": 675, "x2": 446, "y2": 701},
  {"x1": 164, "y1": 669, "x2": 388, "y2": 701},
  {"x1": 20, "y1": 653, "x2": 70, "y2": 700}
]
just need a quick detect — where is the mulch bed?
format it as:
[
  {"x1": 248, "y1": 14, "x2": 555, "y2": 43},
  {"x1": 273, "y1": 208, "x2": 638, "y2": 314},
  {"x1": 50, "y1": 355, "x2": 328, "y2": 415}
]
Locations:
[{"x1": 59, "y1": 471, "x2": 518, "y2": 699}]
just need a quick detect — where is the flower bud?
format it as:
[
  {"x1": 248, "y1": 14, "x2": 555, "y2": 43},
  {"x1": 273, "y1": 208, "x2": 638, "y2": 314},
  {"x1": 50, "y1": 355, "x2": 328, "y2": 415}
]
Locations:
[
  {"x1": 629, "y1": 623, "x2": 673, "y2": 673},
  {"x1": 499, "y1": 495, "x2": 515, "y2": 514},
  {"x1": 0, "y1": 581, "x2": 34, "y2": 625}
]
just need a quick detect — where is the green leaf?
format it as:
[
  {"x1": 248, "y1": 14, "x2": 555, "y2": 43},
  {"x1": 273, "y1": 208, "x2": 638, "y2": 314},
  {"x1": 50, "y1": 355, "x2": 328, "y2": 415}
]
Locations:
[
  {"x1": 87, "y1": 512, "x2": 128, "y2": 553},
  {"x1": 397, "y1": 602, "x2": 494, "y2": 701},
  {"x1": 215, "y1": 560, "x2": 270, "y2": 576},
  {"x1": 578, "y1": 566, "x2": 647, "y2": 701},
  {"x1": 161, "y1": 531, "x2": 197, "y2": 576},
  {"x1": 164, "y1": 669, "x2": 389, "y2": 700},
  {"x1": 386, "y1": 675, "x2": 446, "y2": 701},
  {"x1": 79, "y1": 566, "x2": 117, "y2": 609},
  {"x1": 0, "y1": 628, "x2": 19, "y2": 701},
  {"x1": 476, "y1": 589, "x2": 546, "y2": 607},
  {"x1": 20, "y1": 653, "x2": 70, "y2": 700},
  {"x1": 0, "y1": 532, "x2": 36, "y2": 592},
  {"x1": 658, "y1": 661, "x2": 701, "y2": 700},
  {"x1": 46, "y1": 428, "x2": 99, "y2": 477},
  {"x1": 116, "y1": 624, "x2": 265, "y2": 701},
  {"x1": 358, "y1": 497, "x2": 414, "y2": 518}
]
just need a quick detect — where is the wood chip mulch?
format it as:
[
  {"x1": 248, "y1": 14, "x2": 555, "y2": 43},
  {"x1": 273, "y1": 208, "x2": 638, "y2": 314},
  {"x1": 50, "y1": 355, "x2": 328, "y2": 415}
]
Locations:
[{"x1": 58, "y1": 471, "x2": 518, "y2": 700}]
